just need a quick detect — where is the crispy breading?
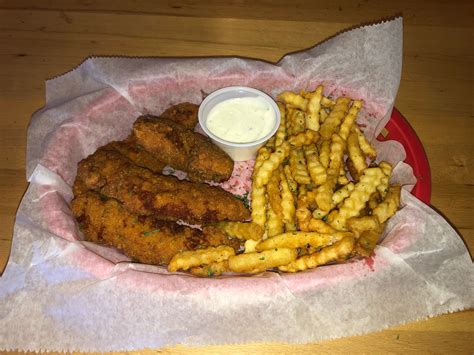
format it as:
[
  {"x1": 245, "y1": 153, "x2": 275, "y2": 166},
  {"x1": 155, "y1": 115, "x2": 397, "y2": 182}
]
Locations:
[
  {"x1": 159, "y1": 102, "x2": 199, "y2": 130},
  {"x1": 106, "y1": 139, "x2": 166, "y2": 173},
  {"x1": 132, "y1": 116, "x2": 233, "y2": 182},
  {"x1": 73, "y1": 147, "x2": 249, "y2": 224},
  {"x1": 71, "y1": 192, "x2": 241, "y2": 265},
  {"x1": 105, "y1": 103, "x2": 198, "y2": 173}
]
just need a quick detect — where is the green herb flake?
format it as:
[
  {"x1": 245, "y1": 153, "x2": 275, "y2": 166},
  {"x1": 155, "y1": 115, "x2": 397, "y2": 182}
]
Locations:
[
  {"x1": 207, "y1": 269, "x2": 214, "y2": 277},
  {"x1": 143, "y1": 229, "x2": 160, "y2": 236},
  {"x1": 235, "y1": 192, "x2": 250, "y2": 209},
  {"x1": 322, "y1": 215, "x2": 328, "y2": 222}
]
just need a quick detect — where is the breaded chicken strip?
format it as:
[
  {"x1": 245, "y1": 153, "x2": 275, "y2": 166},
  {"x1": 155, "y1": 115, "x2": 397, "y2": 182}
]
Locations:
[
  {"x1": 104, "y1": 103, "x2": 198, "y2": 173},
  {"x1": 159, "y1": 102, "x2": 199, "y2": 130},
  {"x1": 73, "y1": 147, "x2": 249, "y2": 224},
  {"x1": 132, "y1": 116, "x2": 234, "y2": 182},
  {"x1": 71, "y1": 192, "x2": 241, "y2": 265},
  {"x1": 106, "y1": 138, "x2": 165, "y2": 173}
]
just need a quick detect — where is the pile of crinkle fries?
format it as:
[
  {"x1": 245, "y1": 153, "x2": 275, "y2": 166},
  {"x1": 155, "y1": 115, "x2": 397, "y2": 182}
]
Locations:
[{"x1": 168, "y1": 86, "x2": 401, "y2": 276}]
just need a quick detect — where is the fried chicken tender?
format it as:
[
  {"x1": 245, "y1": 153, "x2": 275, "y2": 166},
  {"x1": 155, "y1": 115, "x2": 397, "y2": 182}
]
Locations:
[
  {"x1": 132, "y1": 116, "x2": 233, "y2": 182},
  {"x1": 106, "y1": 103, "x2": 199, "y2": 173},
  {"x1": 106, "y1": 139, "x2": 165, "y2": 173},
  {"x1": 71, "y1": 192, "x2": 241, "y2": 265},
  {"x1": 159, "y1": 102, "x2": 199, "y2": 130},
  {"x1": 73, "y1": 147, "x2": 249, "y2": 224}
]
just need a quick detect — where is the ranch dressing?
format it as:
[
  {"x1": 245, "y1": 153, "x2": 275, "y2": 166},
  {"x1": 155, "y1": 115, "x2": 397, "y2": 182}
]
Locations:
[{"x1": 206, "y1": 96, "x2": 275, "y2": 143}]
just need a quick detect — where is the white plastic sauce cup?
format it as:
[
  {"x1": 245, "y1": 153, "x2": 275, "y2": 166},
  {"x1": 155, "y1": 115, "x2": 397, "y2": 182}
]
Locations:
[{"x1": 198, "y1": 86, "x2": 281, "y2": 161}]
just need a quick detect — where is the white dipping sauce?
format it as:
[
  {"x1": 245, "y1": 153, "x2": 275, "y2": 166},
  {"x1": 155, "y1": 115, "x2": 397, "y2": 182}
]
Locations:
[{"x1": 206, "y1": 96, "x2": 275, "y2": 143}]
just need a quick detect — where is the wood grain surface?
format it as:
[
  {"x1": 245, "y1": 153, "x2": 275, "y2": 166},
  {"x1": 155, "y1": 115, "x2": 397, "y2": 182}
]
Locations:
[{"x1": 0, "y1": 0, "x2": 472, "y2": 353}]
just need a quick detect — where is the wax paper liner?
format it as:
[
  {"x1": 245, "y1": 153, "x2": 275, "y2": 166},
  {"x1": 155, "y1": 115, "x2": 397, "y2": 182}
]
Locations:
[{"x1": 1, "y1": 17, "x2": 472, "y2": 352}]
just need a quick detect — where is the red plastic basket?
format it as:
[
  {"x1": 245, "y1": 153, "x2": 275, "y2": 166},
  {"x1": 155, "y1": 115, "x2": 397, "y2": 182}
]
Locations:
[{"x1": 377, "y1": 108, "x2": 431, "y2": 204}]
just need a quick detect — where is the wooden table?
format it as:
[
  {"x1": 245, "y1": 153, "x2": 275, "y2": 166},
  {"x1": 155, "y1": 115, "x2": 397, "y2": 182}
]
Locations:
[{"x1": 0, "y1": 1, "x2": 472, "y2": 353}]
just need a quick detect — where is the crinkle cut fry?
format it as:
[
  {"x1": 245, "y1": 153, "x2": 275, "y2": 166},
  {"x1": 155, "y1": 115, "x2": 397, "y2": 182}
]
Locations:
[
  {"x1": 267, "y1": 202, "x2": 284, "y2": 237},
  {"x1": 304, "y1": 144, "x2": 327, "y2": 186},
  {"x1": 339, "y1": 100, "x2": 363, "y2": 141},
  {"x1": 328, "y1": 167, "x2": 386, "y2": 230},
  {"x1": 376, "y1": 161, "x2": 393, "y2": 199},
  {"x1": 318, "y1": 139, "x2": 330, "y2": 169},
  {"x1": 168, "y1": 245, "x2": 235, "y2": 272},
  {"x1": 372, "y1": 184, "x2": 402, "y2": 223},
  {"x1": 347, "y1": 215, "x2": 381, "y2": 237},
  {"x1": 228, "y1": 248, "x2": 297, "y2": 274},
  {"x1": 332, "y1": 182, "x2": 355, "y2": 205},
  {"x1": 279, "y1": 235, "x2": 355, "y2": 272},
  {"x1": 287, "y1": 129, "x2": 320, "y2": 147},
  {"x1": 347, "y1": 131, "x2": 367, "y2": 178},
  {"x1": 319, "y1": 108, "x2": 329, "y2": 123},
  {"x1": 253, "y1": 146, "x2": 271, "y2": 175},
  {"x1": 251, "y1": 184, "x2": 267, "y2": 228},
  {"x1": 280, "y1": 169, "x2": 297, "y2": 231},
  {"x1": 213, "y1": 221, "x2": 264, "y2": 241},
  {"x1": 319, "y1": 97, "x2": 351, "y2": 140},
  {"x1": 305, "y1": 85, "x2": 323, "y2": 131},
  {"x1": 254, "y1": 142, "x2": 291, "y2": 188},
  {"x1": 189, "y1": 260, "x2": 228, "y2": 277},
  {"x1": 256, "y1": 231, "x2": 350, "y2": 251},
  {"x1": 338, "y1": 164, "x2": 350, "y2": 185},
  {"x1": 307, "y1": 218, "x2": 339, "y2": 234},
  {"x1": 296, "y1": 206, "x2": 312, "y2": 231},
  {"x1": 278, "y1": 91, "x2": 308, "y2": 110},
  {"x1": 315, "y1": 134, "x2": 345, "y2": 212},
  {"x1": 287, "y1": 108, "x2": 306, "y2": 135},
  {"x1": 267, "y1": 169, "x2": 283, "y2": 219},
  {"x1": 251, "y1": 146, "x2": 271, "y2": 228},
  {"x1": 354, "y1": 125, "x2": 377, "y2": 159},
  {"x1": 321, "y1": 96, "x2": 336, "y2": 108},
  {"x1": 254, "y1": 130, "x2": 316, "y2": 198},
  {"x1": 289, "y1": 148, "x2": 311, "y2": 185},
  {"x1": 283, "y1": 165, "x2": 298, "y2": 198},
  {"x1": 275, "y1": 102, "x2": 287, "y2": 146},
  {"x1": 347, "y1": 216, "x2": 384, "y2": 257}
]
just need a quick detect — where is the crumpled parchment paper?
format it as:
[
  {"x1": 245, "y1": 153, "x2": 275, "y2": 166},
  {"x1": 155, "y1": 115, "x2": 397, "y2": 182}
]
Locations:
[{"x1": 0, "y1": 17, "x2": 472, "y2": 352}]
